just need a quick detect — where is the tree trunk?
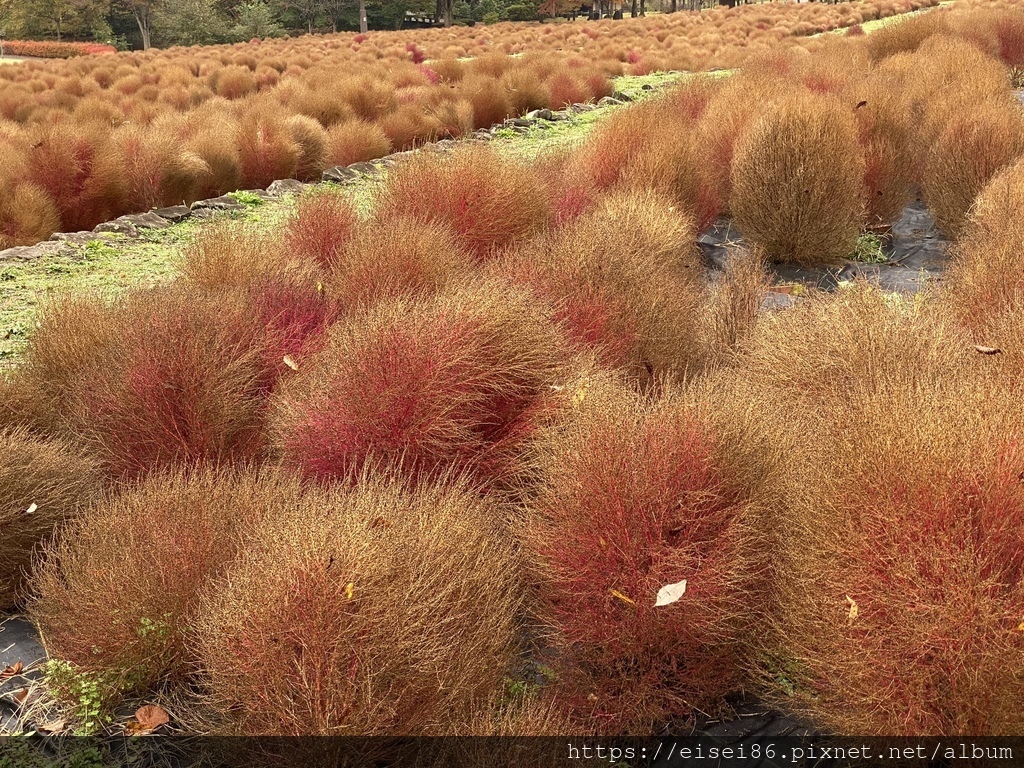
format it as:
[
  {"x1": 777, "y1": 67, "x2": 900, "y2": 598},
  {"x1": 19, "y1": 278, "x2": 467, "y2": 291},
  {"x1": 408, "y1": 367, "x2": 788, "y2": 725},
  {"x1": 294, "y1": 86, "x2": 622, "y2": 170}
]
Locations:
[
  {"x1": 132, "y1": 7, "x2": 151, "y2": 50},
  {"x1": 639, "y1": 0, "x2": 645, "y2": 14},
  {"x1": 358, "y1": 0, "x2": 367, "y2": 32},
  {"x1": 631, "y1": 0, "x2": 637, "y2": 16},
  {"x1": 670, "y1": 0, "x2": 676, "y2": 11}
]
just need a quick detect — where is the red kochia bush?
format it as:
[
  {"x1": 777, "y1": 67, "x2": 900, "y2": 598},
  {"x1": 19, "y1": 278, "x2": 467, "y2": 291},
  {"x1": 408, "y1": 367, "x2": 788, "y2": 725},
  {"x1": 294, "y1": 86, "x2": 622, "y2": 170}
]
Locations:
[
  {"x1": 328, "y1": 216, "x2": 476, "y2": 310},
  {"x1": 70, "y1": 287, "x2": 273, "y2": 480},
  {"x1": 522, "y1": 377, "x2": 754, "y2": 734},
  {"x1": 29, "y1": 468, "x2": 301, "y2": 701},
  {"x1": 377, "y1": 145, "x2": 551, "y2": 261},
  {"x1": 1, "y1": 40, "x2": 116, "y2": 58},
  {"x1": 283, "y1": 189, "x2": 359, "y2": 271},
  {"x1": 193, "y1": 474, "x2": 521, "y2": 736},
  {"x1": 768, "y1": 384, "x2": 1024, "y2": 736},
  {"x1": 271, "y1": 282, "x2": 569, "y2": 490}
]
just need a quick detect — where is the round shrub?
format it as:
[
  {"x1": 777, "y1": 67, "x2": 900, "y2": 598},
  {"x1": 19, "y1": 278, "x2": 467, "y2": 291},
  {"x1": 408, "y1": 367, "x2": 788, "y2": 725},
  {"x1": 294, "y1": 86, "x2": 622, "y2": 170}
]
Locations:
[
  {"x1": 521, "y1": 376, "x2": 756, "y2": 734},
  {"x1": 0, "y1": 429, "x2": 101, "y2": 609},
  {"x1": 29, "y1": 468, "x2": 301, "y2": 699},
  {"x1": 923, "y1": 99, "x2": 1024, "y2": 239},
  {"x1": 327, "y1": 216, "x2": 476, "y2": 310},
  {"x1": 377, "y1": 144, "x2": 551, "y2": 261},
  {"x1": 730, "y1": 93, "x2": 865, "y2": 265},
  {"x1": 271, "y1": 281, "x2": 569, "y2": 489},
  {"x1": 193, "y1": 475, "x2": 521, "y2": 735}
]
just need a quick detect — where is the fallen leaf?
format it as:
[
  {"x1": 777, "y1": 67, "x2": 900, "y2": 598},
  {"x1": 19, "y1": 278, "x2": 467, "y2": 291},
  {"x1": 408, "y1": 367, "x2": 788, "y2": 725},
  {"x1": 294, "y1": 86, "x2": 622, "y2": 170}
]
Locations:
[
  {"x1": 345, "y1": 582, "x2": 354, "y2": 599},
  {"x1": 571, "y1": 378, "x2": 590, "y2": 408},
  {"x1": 846, "y1": 595, "x2": 859, "y2": 626},
  {"x1": 1017, "y1": 619, "x2": 1024, "y2": 631},
  {"x1": 127, "y1": 704, "x2": 169, "y2": 735},
  {"x1": 655, "y1": 579, "x2": 687, "y2": 607},
  {"x1": 316, "y1": 281, "x2": 324, "y2": 294},
  {"x1": 13, "y1": 688, "x2": 28, "y2": 705},
  {"x1": 37, "y1": 718, "x2": 65, "y2": 734},
  {"x1": 598, "y1": 536, "x2": 607, "y2": 549},
  {"x1": 24, "y1": 503, "x2": 37, "y2": 515},
  {"x1": 771, "y1": 284, "x2": 794, "y2": 295},
  {"x1": 974, "y1": 345, "x2": 1002, "y2": 355},
  {"x1": 0, "y1": 661, "x2": 23, "y2": 681},
  {"x1": 856, "y1": 100, "x2": 868, "y2": 109},
  {"x1": 283, "y1": 355, "x2": 299, "y2": 371},
  {"x1": 609, "y1": 589, "x2": 635, "y2": 606}
]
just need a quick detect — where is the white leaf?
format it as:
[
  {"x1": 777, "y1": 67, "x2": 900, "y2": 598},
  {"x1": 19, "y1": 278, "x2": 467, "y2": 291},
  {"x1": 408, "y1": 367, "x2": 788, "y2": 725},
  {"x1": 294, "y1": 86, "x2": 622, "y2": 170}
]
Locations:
[
  {"x1": 655, "y1": 579, "x2": 687, "y2": 607},
  {"x1": 25, "y1": 503, "x2": 37, "y2": 515}
]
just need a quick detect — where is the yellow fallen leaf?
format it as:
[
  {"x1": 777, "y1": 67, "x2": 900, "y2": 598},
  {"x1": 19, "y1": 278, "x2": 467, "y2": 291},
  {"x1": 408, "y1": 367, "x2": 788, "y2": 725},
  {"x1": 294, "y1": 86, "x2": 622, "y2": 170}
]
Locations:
[
  {"x1": 609, "y1": 589, "x2": 635, "y2": 606},
  {"x1": 283, "y1": 355, "x2": 299, "y2": 371},
  {"x1": 598, "y1": 536, "x2": 606, "y2": 549},
  {"x1": 655, "y1": 579, "x2": 687, "y2": 607},
  {"x1": 1017, "y1": 620, "x2": 1024, "y2": 632},
  {"x1": 316, "y1": 281, "x2": 324, "y2": 294},
  {"x1": 345, "y1": 582, "x2": 354, "y2": 599},
  {"x1": 846, "y1": 595, "x2": 859, "y2": 626},
  {"x1": 571, "y1": 378, "x2": 590, "y2": 408}
]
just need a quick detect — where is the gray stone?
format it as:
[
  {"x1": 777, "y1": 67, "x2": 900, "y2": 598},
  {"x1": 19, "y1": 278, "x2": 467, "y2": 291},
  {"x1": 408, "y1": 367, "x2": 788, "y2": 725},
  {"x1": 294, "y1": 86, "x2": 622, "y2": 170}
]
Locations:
[
  {"x1": 569, "y1": 103, "x2": 597, "y2": 113},
  {"x1": 188, "y1": 208, "x2": 219, "y2": 220},
  {"x1": 597, "y1": 96, "x2": 625, "y2": 107},
  {"x1": 93, "y1": 219, "x2": 139, "y2": 237},
  {"x1": 505, "y1": 117, "x2": 533, "y2": 128},
  {"x1": 119, "y1": 212, "x2": 173, "y2": 230},
  {"x1": 0, "y1": 242, "x2": 62, "y2": 261},
  {"x1": 1016, "y1": 90, "x2": 1024, "y2": 106},
  {"x1": 49, "y1": 230, "x2": 96, "y2": 244},
  {"x1": 611, "y1": 91, "x2": 633, "y2": 102},
  {"x1": 346, "y1": 161, "x2": 380, "y2": 175},
  {"x1": 151, "y1": 205, "x2": 191, "y2": 222},
  {"x1": 237, "y1": 188, "x2": 273, "y2": 200},
  {"x1": 322, "y1": 166, "x2": 361, "y2": 183},
  {"x1": 191, "y1": 195, "x2": 243, "y2": 212},
  {"x1": 641, "y1": 83, "x2": 654, "y2": 91},
  {"x1": 266, "y1": 179, "x2": 309, "y2": 196}
]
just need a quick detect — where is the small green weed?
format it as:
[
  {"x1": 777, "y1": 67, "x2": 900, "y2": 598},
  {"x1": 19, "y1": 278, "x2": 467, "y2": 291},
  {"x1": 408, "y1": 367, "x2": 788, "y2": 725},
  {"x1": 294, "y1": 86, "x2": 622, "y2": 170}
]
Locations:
[
  {"x1": 227, "y1": 190, "x2": 267, "y2": 207},
  {"x1": 850, "y1": 233, "x2": 887, "y2": 264},
  {"x1": 0, "y1": 738, "x2": 107, "y2": 768},
  {"x1": 43, "y1": 661, "x2": 119, "y2": 736},
  {"x1": 82, "y1": 240, "x2": 121, "y2": 261}
]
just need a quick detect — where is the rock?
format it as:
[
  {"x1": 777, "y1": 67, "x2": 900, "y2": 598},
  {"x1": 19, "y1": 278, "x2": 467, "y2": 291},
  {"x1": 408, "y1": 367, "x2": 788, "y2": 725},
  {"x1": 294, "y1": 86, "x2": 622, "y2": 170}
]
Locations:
[
  {"x1": 151, "y1": 205, "x2": 191, "y2": 222},
  {"x1": 191, "y1": 195, "x2": 243, "y2": 212},
  {"x1": 322, "y1": 166, "x2": 361, "y2": 183},
  {"x1": 1016, "y1": 90, "x2": 1024, "y2": 106},
  {"x1": 120, "y1": 212, "x2": 173, "y2": 229},
  {"x1": 0, "y1": 242, "x2": 62, "y2": 261},
  {"x1": 237, "y1": 188, "x2": 273, "y2": 201},
  {"x1": 189, "y1": 208, "x2": 219, "y2": 220},
  {"x1": 597, "y1": 96, "x2": 624, "y2": 107},
  {"x1": 433, "y1": 139, "x2": 458, "y2": 150},
  {"x1": 346, "y1": 161, "x2": 380, "y2": 175},
  {"x1": 266, "y1": 179, "x2": 309, "y2": 196},
  {"x1": 93, "y1": 219, "x2": 139, "y2": 237},
  {"x1": 611, "y1": 91, "x2": 633, "y2": 102},
  {"x1": 642, "y1": 83, "x2": 654, "y2": 91},
  {"x1": 49, "y1": 231, "x2": 96, "y2": 244},
  {"x1": 505, "y1": 117, "x2": 533, "y2": 128},
  {"x1": 569, "y1": 103, "x2": 597, "y2": 113}
]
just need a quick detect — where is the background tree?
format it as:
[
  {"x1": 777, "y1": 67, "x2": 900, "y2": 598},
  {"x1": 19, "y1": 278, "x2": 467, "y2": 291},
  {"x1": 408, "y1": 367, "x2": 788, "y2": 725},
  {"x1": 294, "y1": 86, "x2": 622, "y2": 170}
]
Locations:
[
  {"x1": 153, "y1": 0, "x2": 229, "y2": 45},
  {"x1": 230, "y1": 0, "x2": 284, "y2": 38},
  {"x1": 6, "y1": 0, "x2": 111, "y2": 41},
  {"x1": 116, "y1": 0, "x2": 158, "y2": 48}
]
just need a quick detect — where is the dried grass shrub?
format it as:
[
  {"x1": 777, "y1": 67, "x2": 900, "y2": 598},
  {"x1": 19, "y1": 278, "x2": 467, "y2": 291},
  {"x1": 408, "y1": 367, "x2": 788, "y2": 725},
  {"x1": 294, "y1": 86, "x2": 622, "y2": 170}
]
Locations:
[
  {"x1": 377, "y1": 145, "x2": 550, "y2": 261},
  {"x1": 282, "y1": 188, "x2": 359, "y2": 271},
  {"x1": 29, "y1": 468, "x2": 301, "y2": 699},
  {"x1": 324, "y1": 119, "x2": 392, "y2": 167},
  {"x1": 68, "y1": 287, "x2": 273, "y2": 479},
  {"x1": 730, "y1": 92, "x2": 865, "y2": 265},
  {"x1": 193, "y1": 474, "x2": 522, "y2": 735},
  {"x1": 923, "y1": 98, "x2": 1024, "y2": 239},
  {"x1": 701, "y1": 248, "x2": 771, "y2": 364},
  {"x1": 758, "y1": 376, "x2": 1024, "y2": 736},
  {"x1": 271, "y1": 281, "x2": 569, "y2": 489},
  {"x1": 327, "y1": 216, "x2": 476, "y2": 310},
  {"x1": 497, "y1": 190, "x2": 706, "y2": 383},
  {"x1": 520, "y1": 375, "x2": 757, "y2": 734},
  {"x1": 0, "y1": 429, "x2": 101, "y2": 609},
  {"x1": 942, "y1": 158, "x2": 1024, "y2": 336}
]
